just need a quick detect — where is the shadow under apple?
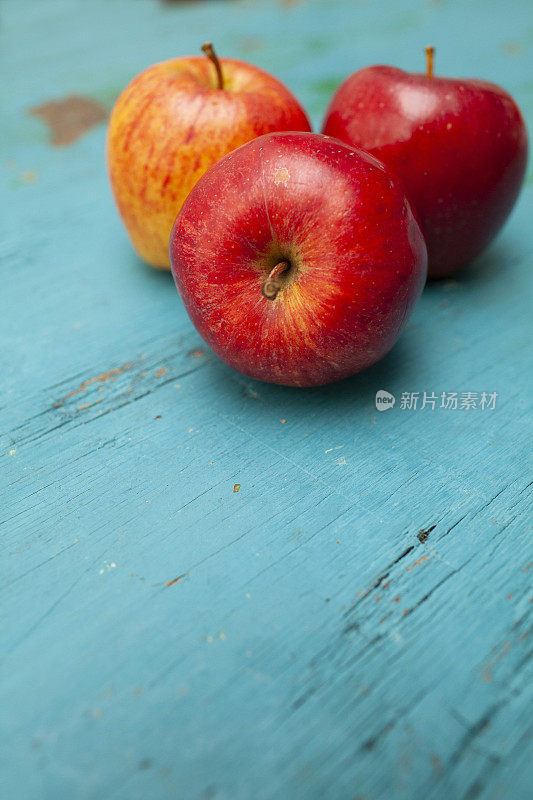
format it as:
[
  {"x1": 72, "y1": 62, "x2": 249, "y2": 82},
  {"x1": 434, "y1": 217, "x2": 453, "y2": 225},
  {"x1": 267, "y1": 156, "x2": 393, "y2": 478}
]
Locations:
[
  {"x1": 424, "y1": 236, "x2": 523, "y2": 292},
  {"x1": 207, "y1": 335, "x2": 412, "y2": 416}
]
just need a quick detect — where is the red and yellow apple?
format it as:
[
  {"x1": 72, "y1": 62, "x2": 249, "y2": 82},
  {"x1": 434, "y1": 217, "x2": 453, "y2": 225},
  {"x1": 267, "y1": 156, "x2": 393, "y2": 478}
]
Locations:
[
  {"x1": 107, "y1": 44, "x2": 311, "y2": 269},
  {"x1": 170, "y1": 132, "x2": 427, "y2": 387},
  {"x1": 322, "y1": 49, "x2": 528, "y2": 279}
]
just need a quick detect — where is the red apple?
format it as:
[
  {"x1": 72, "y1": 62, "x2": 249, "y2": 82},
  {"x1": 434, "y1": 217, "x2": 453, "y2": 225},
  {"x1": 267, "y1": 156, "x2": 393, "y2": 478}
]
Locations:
[
  {"x1": 107, "y1": 43, "x2": 311, "y2": 269},
  {"x1": 322, "y1": 49, "x2": 528, "y2": 279},
  {"x1": 170, "y1": 132, "x2": 427, "y2": 387}
]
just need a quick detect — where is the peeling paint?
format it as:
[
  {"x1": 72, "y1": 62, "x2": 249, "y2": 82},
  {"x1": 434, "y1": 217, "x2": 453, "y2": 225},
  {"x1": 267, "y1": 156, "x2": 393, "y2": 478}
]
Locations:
[{"x1": 29, "y1": 95, "x2": 107, "y2": 146}]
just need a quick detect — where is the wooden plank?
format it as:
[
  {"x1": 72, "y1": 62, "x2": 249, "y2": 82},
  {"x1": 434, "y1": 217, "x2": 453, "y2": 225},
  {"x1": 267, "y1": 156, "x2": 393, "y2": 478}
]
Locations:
[{"x1": 1, "y1": 1, "x2": 532, "y2": 798}]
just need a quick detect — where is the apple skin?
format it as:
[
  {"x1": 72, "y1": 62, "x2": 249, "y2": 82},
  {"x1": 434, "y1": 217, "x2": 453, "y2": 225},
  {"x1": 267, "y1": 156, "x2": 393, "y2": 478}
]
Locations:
[
  {"x1": 107, "y1": 56, "x2": 311, "y2": 269},
  {"x1": 170, "y1": 132, "x2": 427, "y2": 387},
  {"x1": 322, "y1": 66, "x2": 528, "y2": 279}
]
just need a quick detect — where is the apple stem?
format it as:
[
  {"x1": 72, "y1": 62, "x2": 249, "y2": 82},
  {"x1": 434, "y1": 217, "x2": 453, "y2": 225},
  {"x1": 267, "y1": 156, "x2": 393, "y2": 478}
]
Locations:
[
  {"x1": 201, "y1": 42, "x2": 224, "y2": 90},
  {"x1": 425, "y1": 46, "x2": 435, "y2": 78},
  {"x1": 262, "y1": 261, "x2": 290, "y2": 300}
]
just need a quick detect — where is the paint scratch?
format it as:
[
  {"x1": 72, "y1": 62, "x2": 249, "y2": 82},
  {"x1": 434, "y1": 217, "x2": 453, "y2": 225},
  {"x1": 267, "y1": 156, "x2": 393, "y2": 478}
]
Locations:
[
  {"x1": 165, "y1": 574, "x2": 187, "y2": 587},
  {"x1": 54, "y1": 362, "x2": 133, "y2": 407},
  {"x1": 405, "y1": 554, "x2": 430, "y2": 571}
]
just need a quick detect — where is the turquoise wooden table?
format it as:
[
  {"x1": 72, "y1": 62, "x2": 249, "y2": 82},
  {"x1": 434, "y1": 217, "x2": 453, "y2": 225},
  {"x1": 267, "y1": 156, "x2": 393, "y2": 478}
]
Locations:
[{"x1": 2, "y1": 1, "x2": 532, "y2": 798}]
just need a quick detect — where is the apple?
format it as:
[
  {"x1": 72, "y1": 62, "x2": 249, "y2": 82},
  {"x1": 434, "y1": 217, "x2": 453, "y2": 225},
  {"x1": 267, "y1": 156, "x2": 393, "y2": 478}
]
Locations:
[
  {"x1": 322, "y1": 48, "x2": 528, "y2": 278},
  {"x1": 107, "y1": 43, "x2": 311, "y2": 269},
  {"x1": 169, "y1": 132, "x2": 427, "y2": 387}
]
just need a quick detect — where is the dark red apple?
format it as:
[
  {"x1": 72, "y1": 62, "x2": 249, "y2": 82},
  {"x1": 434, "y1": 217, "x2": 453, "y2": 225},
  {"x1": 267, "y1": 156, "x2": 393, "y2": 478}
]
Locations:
[
  {"x1": 322, "y1": 49, "x2": 528, "y2": 278},
  {"x1": 170, "y1": 132, "x2": 427, "y2": 387}
]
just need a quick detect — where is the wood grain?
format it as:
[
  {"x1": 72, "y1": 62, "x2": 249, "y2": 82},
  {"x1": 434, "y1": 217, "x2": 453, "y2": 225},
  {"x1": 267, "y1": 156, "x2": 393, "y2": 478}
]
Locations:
[{"x1": 1, "y1": 1, "x2": 532, "y2": 798}]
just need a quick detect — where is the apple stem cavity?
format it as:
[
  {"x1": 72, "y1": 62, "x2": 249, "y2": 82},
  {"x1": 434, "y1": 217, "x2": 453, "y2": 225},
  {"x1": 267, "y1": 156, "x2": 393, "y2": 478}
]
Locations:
[
  {"x1": 425, "y1": 46, "x2": 435, "y2": 78},
  {"x1": 201, "y1": 42, "x2": 224, "y2": 90},
  {"x1": 262, "y1": 261, "x2": 291, "y2": 300}
]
